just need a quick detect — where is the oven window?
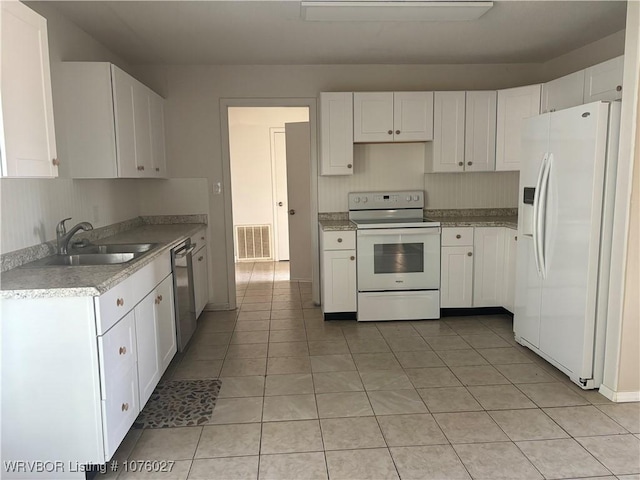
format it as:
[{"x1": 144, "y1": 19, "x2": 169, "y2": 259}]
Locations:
[{"x1": 373, "y1": 243, "x2": 424, "y2": 274}]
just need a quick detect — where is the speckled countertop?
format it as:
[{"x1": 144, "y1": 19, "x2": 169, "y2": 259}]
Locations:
[
  {"x1": 426, "y1": 215, "x2": 518, "y2": 229},
  {"x1": 319, "y1": 219, "x2": 357, "y2": 231},
  {"x1": 1, "y1": 223, "x2": 206, "y2": 299}
]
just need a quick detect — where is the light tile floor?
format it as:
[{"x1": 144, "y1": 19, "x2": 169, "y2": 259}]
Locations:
[{"x1": 104, "y1": 261, "x2": 640, "y2": 479}]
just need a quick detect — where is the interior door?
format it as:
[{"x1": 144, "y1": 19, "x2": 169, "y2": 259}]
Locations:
[
  {"x1": 285, "y1": 122, "x2": 311, "y2": 281},
  {"x1": 271, "y1": 128, "x2": 290, "y2": 261}
]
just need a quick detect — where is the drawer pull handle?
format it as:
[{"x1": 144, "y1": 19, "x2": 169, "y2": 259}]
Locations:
[
  {"x1": 458, "y1": 162, "x2": 463, "y2": 167},
  {"x1": 121, "y1": 402, "x2": 129, "y2": 412},
  {"x1": 468, "y1": 252, "x2": 473, "y2": 257},
  {"x1": 198, "y1": 256, "x2": 204, "y2": 261},
  {"x1": 337, "y1": 238, "x2": 343, "y2": 243},
  {"x1": 350, "y1": 256, "x2": 355, "y2": 261},
  {"x1": 456, "y1": 234, "x2": 461, "y2": 239},
  {"x1": 467, "y1": 161, "x2": 473, "y2": 166},
  {"x1": 387, "y1": 130, "x2": 393, "y2": 135},
  {"x1": 395, "y1": 130, "x2": 400, "y2": 135},
  {"x1": 119, "y1": 346, "x2": 127, "y2": 355},
  {"x1": 116, "y1": 298, "x2": 124, "y2": 307}
]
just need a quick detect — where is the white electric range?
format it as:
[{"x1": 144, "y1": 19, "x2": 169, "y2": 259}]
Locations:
[{"x1": 349, "y1": 190, "x2": 441, "y2": 321}]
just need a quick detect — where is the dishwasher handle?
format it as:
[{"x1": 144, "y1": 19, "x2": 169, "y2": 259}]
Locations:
[{"x1": 174, "y1": 244, "x2": 196, "y2": 258}]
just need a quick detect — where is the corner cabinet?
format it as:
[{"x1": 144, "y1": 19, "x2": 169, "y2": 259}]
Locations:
[
  {"x1": 0, "y1": 1, "x2": 58, "y2": 178},
  {"x1": 495, "y1": 84, "x2": 541, "y2": 172},
  {"x1": 320, "y1": 230, "x2": 357, "y2": 315},
  {"x1": 58, "y1": 62, "x2": 167, "y2": 179},
  {"x1": 541, "y1": 69, "x2": 586, "y2": 113},
  {"x1": 1, "y1": 252, "x2": 177, "y2": 477},
  {"x1": 319, "y1": 92, "x2": 354, "y2": 175},
  {"x1": 353, "y1": 92, "x2": 434, "y2": 143}
]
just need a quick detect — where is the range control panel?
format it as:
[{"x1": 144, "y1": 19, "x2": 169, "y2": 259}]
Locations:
[{"x1": 348, "y1": 190, "x2": 424, "y2": 210}]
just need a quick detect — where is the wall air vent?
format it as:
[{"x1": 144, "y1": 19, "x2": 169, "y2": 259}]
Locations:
[{"x1": 235, "y1": 225, "x2": 272, "y2": 261}]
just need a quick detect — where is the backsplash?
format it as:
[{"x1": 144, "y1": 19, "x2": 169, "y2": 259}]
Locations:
[{"x1": 318, "y1": 142, "x2": 520, "y2": 212}]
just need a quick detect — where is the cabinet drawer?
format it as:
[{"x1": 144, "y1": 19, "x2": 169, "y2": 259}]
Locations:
[
  {"x1": 98, "y1": 310, "x2": 136, "y2": 401},
  {"x1": 442, "y1": 227, "x2": 474, "y2": 246},
  {"x1": 101, "y1": 365, "x2": 139, "y2": 460},
  {"x1": 190, "y1": 228, "x2": 207, "y2": 252},
  {"x1": 95, "y1": 250, "x2": 171, "y2": 334},
  {"x1": 321, "y1": 231, "x2": 356, "y2": 250}
]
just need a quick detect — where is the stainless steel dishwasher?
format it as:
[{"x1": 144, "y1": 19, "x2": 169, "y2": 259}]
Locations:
[{"x1": 171, "y1": 239, "x2": 197, "y2": 351}]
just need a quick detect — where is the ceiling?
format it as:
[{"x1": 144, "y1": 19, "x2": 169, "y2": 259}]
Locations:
[{"x1": 40, "y1": 1, "x2": 627, "y2": 65}]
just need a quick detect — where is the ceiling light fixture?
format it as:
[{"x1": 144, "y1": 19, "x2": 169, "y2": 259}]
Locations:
[{"x1": 300, "y1": 1, "x2": 494, "y2": 22}]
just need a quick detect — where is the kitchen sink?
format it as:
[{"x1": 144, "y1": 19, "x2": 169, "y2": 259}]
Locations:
[
  {"x1": 71, "y1": 242, "x2": 158, "y2": 254},
  {"x1": 22, "y1": 243, "x2": 159, "y2": 267}
]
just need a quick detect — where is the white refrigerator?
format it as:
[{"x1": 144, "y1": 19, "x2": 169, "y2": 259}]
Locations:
[{"x1": 514, "y1": 101, "x2": 620, "y2": 390}]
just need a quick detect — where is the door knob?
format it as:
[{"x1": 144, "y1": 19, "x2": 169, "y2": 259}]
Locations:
[
  {"x1": 278, "y1": 202, "x2": 283, "y2": 206},
  {"x1": 289, "y1": 209, "x2": 295, "y2": 215}
]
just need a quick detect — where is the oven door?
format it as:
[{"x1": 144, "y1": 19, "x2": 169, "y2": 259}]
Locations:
[{"x1": 357, "y1": 227, "x2": 441, "y2": 291}]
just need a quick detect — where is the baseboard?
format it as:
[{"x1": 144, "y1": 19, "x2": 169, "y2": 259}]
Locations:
[
  {"x1": 440, "y1": 307, "x2": 513, "y2": 317},
  {"x1": 204, "y1": 302, "x2": 232, "y2": 311},
  {"x1": 599, "y1": 384, "x2": 640, "y2": 402}
]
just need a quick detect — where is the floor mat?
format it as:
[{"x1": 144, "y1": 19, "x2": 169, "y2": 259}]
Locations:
[{"x1": 133, "y1": 379, "x2": 222, "y2": 429}]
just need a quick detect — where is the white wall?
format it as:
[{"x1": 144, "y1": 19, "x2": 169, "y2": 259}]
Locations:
[
  {"x1": 423, "y1": 172, "x2": 519, "y2": 209},
  {"x1": 137, "y1": 178, "x2": 209, "y2": 216},
  {"x1": 228, "y1": 107, "x2": 309, "y2": 225}
]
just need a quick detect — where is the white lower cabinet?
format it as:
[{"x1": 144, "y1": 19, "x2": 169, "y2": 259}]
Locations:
[
  {"x1": 320, "y1": 230, "x2": 357, "y2": 314},
  {"x1": 1, "y1": 252, "x2": 177, "y2": 478},
  {"x1": 440, "y1": 226, "x2": 514, "y2": 311}
]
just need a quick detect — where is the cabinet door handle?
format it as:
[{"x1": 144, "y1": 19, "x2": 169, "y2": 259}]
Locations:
[
  {"x1": 347, "y1": 164, "x2": 352, "y2": 169},
  {"x1": 119, "y1": 346, "x2": 127, "y2": 355},
  {"x1": 395, "y1": 130, "x2": 400, "y2": 135},
  {"x1": 137, "y1": 166, "x2": 143, "y2": 171},
  {"x1": 456, "y1": 234, "x2": 461, "y2": 239},
  {"x1": 468, "y1": 252, "x2": 473, "y2": 257},
  {"x1": 458, "y1": 162, "x2": 463, "y2": 167},
  {"x1": 155, "y1": 167, "x2": 160, "y2": 172},
  {"x1": 198, "y1": 256, "x2": 204, "y2": 261},
  {"x1": 387, "y1": 130, "x2": 393, "y2": 135},
  {"x1": 616, "y1": 85, "x2": 622, "y2": 92},
  {"x1": 116, "y1": 298, "x2": 124, "y2": 307},
  {"x1": 200, "y1": 236, "x2": 205, "y2": 240},
  {"x1": 337, "y1": 238, "x2": 343, "y2": 243},
  {"x1": 467, "y1": 161, "x2": 473, "y2": 166},
  {"x1": 350, "y1": 256, "x2": 355, "y2": 261},
  {"x1": 121, "y1": 403, "x2": 129, "y2": 412},
  {"x1": 52, "y1": 158, "x2": 60, "y2": 167},
  {"x1": 515, "y1": 236, "x2": 518, "y2": 241}
]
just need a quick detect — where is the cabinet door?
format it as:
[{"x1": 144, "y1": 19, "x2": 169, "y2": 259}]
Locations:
[
  {"x1": 464, "y1": 91, "x2": 497, "y2": 172},
  {"x1": 583, "y1": 56, "x2": 624, "y2": 103},
  {"x1": 133, "y1": 83, "x2": 153, "y2": 177},
  {"x1": 473, "y1": 227, "x2": 505, "y2": 307},
  {"x1": 495, "y1": 85, "x2": 541, "y2": 172},
  {"x1": 321, "y1": 249, "x2": 357, "y2": 313},
  {"x1": 502, "y1": 229, "x2": 518, "y2": 313},
  {"x1": 111, "y1": 65, "x2": 138, "y2": 178},
  {"x1": 393, "y1": 92, "x2": 434, "y2": 141},
  {"x1": 155, "y1": 275, "x2": 177, "y2": 373},
  {"x1": 440, "y1": 246, "x2": 473, "y2": 308},
  {"x1": 193, "y1": 247, "x2": 209, "y2": 317},
  {"x1": 541, "y1": 70, "x2": 585, "y2": 113},
  {"x1": 134, "y1": 291, "x2": 161, "y2": 408},
  {"x1": 319, "y1": 92, "x2": 354, "y2": 175},
  {"x1": 353, "y1": 92, "x2": 394, "y2": 143},
  {"x1": 0, "y1": 1, "x2": 57, "y2": 177},
  {"x1": 149, "y1": 91, "x2": 167, "y2": 177},
  {"x1": 432, "y1": 92, "x2": 465, "y2": 172}
]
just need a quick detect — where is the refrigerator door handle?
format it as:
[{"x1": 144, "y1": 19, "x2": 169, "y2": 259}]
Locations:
[
  {"x1": 537, "y1": 153, "x2": 553, "y2": 279},
  {"x1": 532, "y1": 153, "x2": 548, "y2": 276}
]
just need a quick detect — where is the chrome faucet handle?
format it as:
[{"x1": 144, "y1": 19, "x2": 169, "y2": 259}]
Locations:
[{"x1": 56, "y1": 217, "x2": 72, "y2": 235}]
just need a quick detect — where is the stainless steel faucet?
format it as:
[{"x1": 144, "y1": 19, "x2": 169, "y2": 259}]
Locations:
[{"x1": 56, "y1": 218, "x2": 94, "y2": 255}]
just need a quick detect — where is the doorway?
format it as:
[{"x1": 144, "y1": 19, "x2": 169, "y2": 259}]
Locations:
[{"x1": 226, "y1": 106, "x2": 313, "y2": 305}]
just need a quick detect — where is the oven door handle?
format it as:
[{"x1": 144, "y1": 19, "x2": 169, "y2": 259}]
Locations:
[{"x1": 357, "y1": 227, "x2": 441, "y2": 237}]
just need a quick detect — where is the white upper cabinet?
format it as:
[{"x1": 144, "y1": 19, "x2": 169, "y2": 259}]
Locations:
[
  {"x1": 319, "y1": 92, "x2": 354, "y2": 175},
  {"x1": 1, "y1": 1, "x2": 57, "y2": 178},
  {"x1": 583, "y1": 55, "x2": 624, "y2": 103},
  {"x1": 58, "y1": 62, "x2": 167, "y2": 179},
  {"x1": 431, "y1": 91, "x2": 466, "y2": 172},
  {"x1": 353, "y1": 92, "x2": 433, "y2": 143},
  {"x1": 495, "y1": 84, "x2": 541, "y2": 172},
  {"x1": 464, "y1": 91, "x2": 497, "y2": 172},
  {"x1": 541, "y1": 69, "x2": 585, "y2": 113}
]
